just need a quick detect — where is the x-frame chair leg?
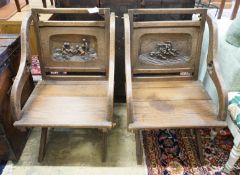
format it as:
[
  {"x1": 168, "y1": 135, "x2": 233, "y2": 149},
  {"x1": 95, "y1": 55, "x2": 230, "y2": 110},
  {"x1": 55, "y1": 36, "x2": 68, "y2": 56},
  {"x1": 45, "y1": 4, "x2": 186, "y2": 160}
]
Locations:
[
  {"x1": 38, "y1": 127, "x2": 48, "y2": 162},
  {"x1": 135, "y1": 130, "x2": 143, "y2": 165},
  {"x1": 194, "y1": 129, "x2": 204, "y2": 163},
  {"x1": 101, "y1": 129, "x2": 108, "y2": 162}
]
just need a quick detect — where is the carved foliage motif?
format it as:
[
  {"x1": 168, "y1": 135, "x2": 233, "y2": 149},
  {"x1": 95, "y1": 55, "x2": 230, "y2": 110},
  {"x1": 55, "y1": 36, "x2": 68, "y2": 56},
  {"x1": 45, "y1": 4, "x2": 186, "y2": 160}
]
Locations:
[
  {"x1": 139, "y1": 41, "x2": 190, "y2": 65},
  {"x1": 52, "y1": 38, "x2": 97, "y2": 62}
]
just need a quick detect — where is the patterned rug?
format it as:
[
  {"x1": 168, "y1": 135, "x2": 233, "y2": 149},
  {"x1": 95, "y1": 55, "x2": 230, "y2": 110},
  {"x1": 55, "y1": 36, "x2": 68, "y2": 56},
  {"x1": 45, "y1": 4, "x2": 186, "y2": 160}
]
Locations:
[
  {"x1": 31, "y1": 56, "x2": 41, "y2": 75},
  {"x1": 143, "y1": 129, "x2": 240, "y2": 175}
]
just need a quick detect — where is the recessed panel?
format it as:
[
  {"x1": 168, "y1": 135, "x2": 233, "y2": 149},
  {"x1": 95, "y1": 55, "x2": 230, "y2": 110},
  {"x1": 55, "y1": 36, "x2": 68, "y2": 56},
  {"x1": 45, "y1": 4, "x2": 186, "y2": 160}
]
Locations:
[
  {"x1": 50, "y1": 35, "x2": 97, "y2": 62},
  {"x1": 138, "y1": 33, "x2": 192, "y2": 66}
]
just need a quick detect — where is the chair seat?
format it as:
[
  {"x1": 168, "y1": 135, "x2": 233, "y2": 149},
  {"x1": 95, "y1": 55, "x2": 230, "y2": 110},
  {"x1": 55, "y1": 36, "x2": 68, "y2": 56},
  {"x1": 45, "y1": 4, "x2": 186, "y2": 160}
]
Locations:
[
  {"x1": 129, "y1": 80, "x2": 227, "y2": 130},
  {"x1": 14, "y1": 80, "x2": 112, "y2": 128},
  {"x1": 228, "y1": 92, "x2": 240, "y2": 128}
]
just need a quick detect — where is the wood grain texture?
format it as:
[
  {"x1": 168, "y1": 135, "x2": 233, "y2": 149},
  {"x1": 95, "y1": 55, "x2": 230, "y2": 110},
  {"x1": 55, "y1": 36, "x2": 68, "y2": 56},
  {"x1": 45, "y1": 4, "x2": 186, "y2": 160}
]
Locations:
[
  {"x1": 14, "y1": 80, "x2": 112, "y2": 128},
  {"x1": 132, "y1": 81, "x2": 210, "y2": 101},
  {"x1": 129, "y1": 8, "x2": 207, "y2": 15},
  {"x1": 124, "y1": 14, "x2": 133, "y2": 125},
  {"x1": 133, "y1": 20, "x2": 201, "y2": 28},
  {"x1": 107, "y1": 12, "x2": 115, "y2": 121},
  {"x1": 38, "y1": 21, "x2": 105, "y2": 27},
  {"x1": 38, "y1": 128, "x2": 48, "y2": 162},
  {"x1": 130, "y1": 81, "x2": 226, "y2": 129},
  {"x1": 10, "y1": 12, "x2": 32, "y2": 121},
  {"x1": 135, "y1": 130, "x2": 143, "y2": 165}
]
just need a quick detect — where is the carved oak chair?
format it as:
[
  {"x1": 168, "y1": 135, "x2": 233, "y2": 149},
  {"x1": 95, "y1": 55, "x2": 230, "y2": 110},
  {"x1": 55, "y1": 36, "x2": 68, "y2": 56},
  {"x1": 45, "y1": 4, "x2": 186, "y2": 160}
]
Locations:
[
  {"x1": 10, "y1": 8, "x2": 115, "y2": 162},
  {"x1": 124, "y1": 8, "x2": 227, "y2": 164}
]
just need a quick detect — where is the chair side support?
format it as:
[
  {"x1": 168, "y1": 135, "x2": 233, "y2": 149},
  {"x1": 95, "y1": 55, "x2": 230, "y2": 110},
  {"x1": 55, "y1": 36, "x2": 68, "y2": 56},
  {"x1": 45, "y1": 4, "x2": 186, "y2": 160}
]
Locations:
[
  {"x1": 124, "y1": 14, "x2": 134, "y2": 126},
  {"x1": 107, "y1": 12, "x2": 115, "y2": 122},
  {"x1": 206, "y1": 13, "x2": 227, "y2": 121},
  {"x1": 10, "y1": 12, "x2": 33, "y2": 122}
]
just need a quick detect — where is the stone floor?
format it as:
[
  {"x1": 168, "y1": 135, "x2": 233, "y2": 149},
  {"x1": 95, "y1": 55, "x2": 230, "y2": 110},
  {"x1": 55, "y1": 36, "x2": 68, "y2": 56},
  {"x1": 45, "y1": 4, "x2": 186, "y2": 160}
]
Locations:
[{"x1": 4, "y1": 103, "x2": 146, "y2": 175}]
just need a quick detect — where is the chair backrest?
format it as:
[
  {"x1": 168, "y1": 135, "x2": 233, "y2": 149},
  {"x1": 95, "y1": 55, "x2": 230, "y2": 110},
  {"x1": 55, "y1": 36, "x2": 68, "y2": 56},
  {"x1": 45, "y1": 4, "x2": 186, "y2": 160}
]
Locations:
[
  {"x1": 127, "y1": 8, "x2": 207, "y2": 80},
  {"x1": 31, "y1": 8, "x2": 111, "y2": 80}
]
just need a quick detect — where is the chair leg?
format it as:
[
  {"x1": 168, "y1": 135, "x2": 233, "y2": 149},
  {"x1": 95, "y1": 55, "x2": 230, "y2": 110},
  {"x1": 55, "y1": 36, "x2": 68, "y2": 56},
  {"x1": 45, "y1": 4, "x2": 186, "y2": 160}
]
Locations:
[
  {"x1": 38, "y1": 128, "x2": 48, "y2": 162},
  {"x1": 210, "y1": 128, "x2": 218, "y2": 141},
  {"x1": 14, "y1": 0, "x2": 21, "y2": 12},
  {"x1": 101, "y1": 129, "x2": 108, "y2": 162},
  {"x1": 50, "y1": 0, "x2": 54, "y2": 6},
  {"x1": 135, "y1": 130, "x2": 143, "y2": 165},
  {"x1": 223, "y1": 144, "x2": 240, "y2": 173},
  {"x1": 194, "y1": 129, "x2": 204, "y2": 164},
  {"x1": 217, "y1": 0, "x2": 226, "y2": 19},
  {"x1": 42, "y1": 0, "x2": 47, "y2": 8},
  {"x1": 231, "y1": 0, "x2": 240, "y2": 20}
]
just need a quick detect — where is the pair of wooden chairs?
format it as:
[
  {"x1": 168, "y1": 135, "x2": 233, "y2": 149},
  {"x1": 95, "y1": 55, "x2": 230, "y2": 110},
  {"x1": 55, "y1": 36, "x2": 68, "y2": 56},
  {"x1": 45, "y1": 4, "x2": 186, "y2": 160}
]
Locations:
[{"x1": 11, "y1": 8, "x2": 227, "y2": 164}]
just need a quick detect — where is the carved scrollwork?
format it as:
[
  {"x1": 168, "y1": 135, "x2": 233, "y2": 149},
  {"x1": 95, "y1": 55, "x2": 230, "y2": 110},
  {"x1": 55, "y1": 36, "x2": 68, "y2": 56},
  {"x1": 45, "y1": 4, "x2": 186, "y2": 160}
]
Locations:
[
  {"x1": 52, "y1": 38, "x2": 97, "y2": 62},
  {"x1": 207, "y1": 60, "x2": 214, "y2": 75},
  {"x1": 139, "y1": 41, "x2": 190, "y2": 65}
]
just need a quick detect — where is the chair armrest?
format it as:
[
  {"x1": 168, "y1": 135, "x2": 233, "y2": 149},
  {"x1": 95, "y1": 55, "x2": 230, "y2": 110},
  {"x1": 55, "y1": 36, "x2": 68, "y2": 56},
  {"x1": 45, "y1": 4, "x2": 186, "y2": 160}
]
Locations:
[
  {"x1": 206, "y1": 13, "x2": 228, "y2": 120},
  {"x1": 107, "y1": 12, "x2": 115, "y2": 122},
  {"x1": 124, "y1": 14, "x2": 134, "y2": 125},
  {"x1": 10, "y1": 12, "x2": 33, "y2": 121}
]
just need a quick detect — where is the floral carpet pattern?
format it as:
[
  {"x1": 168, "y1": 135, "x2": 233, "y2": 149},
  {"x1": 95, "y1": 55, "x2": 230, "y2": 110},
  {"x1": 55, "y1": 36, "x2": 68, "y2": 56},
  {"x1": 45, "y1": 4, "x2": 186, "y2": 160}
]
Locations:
[
  {"x1": 142, "y1": 129, "x2": 240, "y2": 175},
  {"x1": 31, "y1": 56, "x2": 41, "y2": 75}
]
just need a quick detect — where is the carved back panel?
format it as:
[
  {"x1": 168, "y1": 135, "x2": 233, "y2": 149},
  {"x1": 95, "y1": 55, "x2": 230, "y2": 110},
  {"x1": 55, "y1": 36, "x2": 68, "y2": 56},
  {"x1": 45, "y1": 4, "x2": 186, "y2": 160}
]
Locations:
[
  {"x1": 128, "y1": 8, "x2": 207, "y2": 80},
  {"x1": 31, "y1": 8, "x2": 111, "y2": 80}
]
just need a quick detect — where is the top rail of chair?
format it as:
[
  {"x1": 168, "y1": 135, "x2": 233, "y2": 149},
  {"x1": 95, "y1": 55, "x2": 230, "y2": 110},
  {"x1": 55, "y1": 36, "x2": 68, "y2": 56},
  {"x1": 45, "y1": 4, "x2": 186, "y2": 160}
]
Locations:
[
  {"x1": 128, "y1": 8, "x2": 207, "y2": 15},
  {"x1": 31, "y1": 8, "x2": 110, "y2": 15}
]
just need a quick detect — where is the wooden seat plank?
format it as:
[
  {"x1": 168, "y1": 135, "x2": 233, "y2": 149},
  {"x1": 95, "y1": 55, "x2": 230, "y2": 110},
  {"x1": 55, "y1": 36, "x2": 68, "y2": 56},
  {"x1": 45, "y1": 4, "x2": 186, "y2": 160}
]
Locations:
[
  {"x1": 132, "y1": 80, "x2": 202, "y2": 88},
  {"x1": 14, "y1": 80, "x2": 111, "y2": 128},
  {"x1": 130, "y1": 99, "x2": 226, "y2": 129},
  {"x1": 130, "y1": 80, "x2": 227, "y2": 129},
  {"x1": 36, "y1": 81, "x2": 108, "y2": 97},
  {"x1": 132, "y1": 81, "x2": 210, "y2": 101}
]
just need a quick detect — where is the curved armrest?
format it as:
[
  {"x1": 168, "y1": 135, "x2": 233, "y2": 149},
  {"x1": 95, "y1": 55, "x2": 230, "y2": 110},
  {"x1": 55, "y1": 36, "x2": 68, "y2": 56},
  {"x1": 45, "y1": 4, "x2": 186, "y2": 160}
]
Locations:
[
  {"x1": 206, "y1": 13, "x2": 227, "y2": 121},
  {"x1": 10, "y1": 12, "x2": 33, "y2": 121},
  {"x1": 107, "y1": 12, "x2": 115, "y2": 122},
  {"x1": 124, "y1": 14, "x2": 133, "y2": 125}
]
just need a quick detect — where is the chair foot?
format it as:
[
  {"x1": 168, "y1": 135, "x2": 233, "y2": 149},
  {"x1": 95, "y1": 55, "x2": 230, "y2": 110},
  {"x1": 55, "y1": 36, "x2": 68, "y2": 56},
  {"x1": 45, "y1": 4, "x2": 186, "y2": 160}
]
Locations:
[
  {"x1": 135, "y1": 130, "x2": 143, "y2": 165},
  {"x1": 14, "y1": 0, "x2": 21, "y2": 12},
  {"x1": 224, "y1": 144, "x2": 240, "y2": 173},
  {"x1": 38, "y1": 128, "x2": 48, "y2": 162},
  {"x1": 194, "y1": 129, "x2": 204, "y2": 164},
  {"x1": 210, "y1": 128, "x2": 222, "y2": 141},
  {"x1": 210, "y1": 128, "x2": 218, "y2": 141},
  {"x1": 50, "y1": 0, "x2": 54, "y2": 6},
  {"x1": 42, "y1": 0, "x2": 47, "y2": 8},
  {"x1": 101, "y1": 130, "x2": 108, "y2": 162}
]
